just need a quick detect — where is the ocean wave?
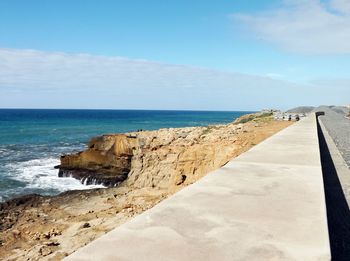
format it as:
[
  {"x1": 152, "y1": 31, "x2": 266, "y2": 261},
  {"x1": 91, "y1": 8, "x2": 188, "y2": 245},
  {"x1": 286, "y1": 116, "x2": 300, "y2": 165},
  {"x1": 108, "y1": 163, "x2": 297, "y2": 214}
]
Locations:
[
  {"x1": 0, "y1": 142, "x2": 86, "y2": 163},
  {"x1": 4, "y1": 158, "x2": 105, "y2": 195}
]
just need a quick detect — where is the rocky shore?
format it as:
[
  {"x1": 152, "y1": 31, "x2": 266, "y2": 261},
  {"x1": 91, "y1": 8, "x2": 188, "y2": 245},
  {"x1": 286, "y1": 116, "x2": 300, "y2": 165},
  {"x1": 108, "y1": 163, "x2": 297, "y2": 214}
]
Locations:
[{"x1": 0, "y1": 113, "x2": 293, "y2": 261}]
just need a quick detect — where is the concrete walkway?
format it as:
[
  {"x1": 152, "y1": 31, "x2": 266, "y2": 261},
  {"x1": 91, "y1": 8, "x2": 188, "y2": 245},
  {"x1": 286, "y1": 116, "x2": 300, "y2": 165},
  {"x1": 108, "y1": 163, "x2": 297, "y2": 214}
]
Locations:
[
  {"x1": 65, "y1": 114, "x2": 330, "y2": 261},
  {"x1": 318, "y1": 115, "x2": 350, "y2": 259}
]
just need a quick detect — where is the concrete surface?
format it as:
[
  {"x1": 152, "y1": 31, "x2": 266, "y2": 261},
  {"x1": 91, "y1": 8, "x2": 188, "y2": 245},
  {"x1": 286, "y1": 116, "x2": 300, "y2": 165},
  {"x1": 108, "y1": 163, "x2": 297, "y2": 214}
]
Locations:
[
  {"x1": 319, "y1": 119, "x2": 350, "y2": 207},
  {"x1": 316, "y1": 106, "x2": 350, "y2": 168},
  {"x1": 65, "y1": 114, "x2": 330, "y2": 261},
  {"x1": 318, "y1": 118, "x2": 350, "y2": 259}
]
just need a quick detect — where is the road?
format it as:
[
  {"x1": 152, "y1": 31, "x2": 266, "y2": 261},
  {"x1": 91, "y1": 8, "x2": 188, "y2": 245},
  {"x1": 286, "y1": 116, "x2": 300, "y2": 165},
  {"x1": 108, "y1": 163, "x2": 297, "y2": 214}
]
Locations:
[
  {"x1": 317, "y1": 106, "x2": 350, "y2": 168},
  {"x1": 316, "y1": 106, "x2": 350, "y2": 260}
]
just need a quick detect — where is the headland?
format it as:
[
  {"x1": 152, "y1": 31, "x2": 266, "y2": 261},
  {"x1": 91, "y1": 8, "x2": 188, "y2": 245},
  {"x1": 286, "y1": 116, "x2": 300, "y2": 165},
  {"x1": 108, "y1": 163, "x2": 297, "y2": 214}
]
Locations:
[{"x1": 0, "y1": 112, "x2": 292, "y2": 260}]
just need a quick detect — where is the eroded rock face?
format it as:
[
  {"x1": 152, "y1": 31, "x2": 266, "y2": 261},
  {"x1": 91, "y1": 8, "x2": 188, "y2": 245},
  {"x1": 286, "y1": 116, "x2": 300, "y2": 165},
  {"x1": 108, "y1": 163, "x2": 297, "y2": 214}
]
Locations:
[
  {"x1": 58, "y1": 113, "x2": 283, "y2": 190},
  {"x1": 126, "y1": 126, "x2": 241, "y2": 190},
  {"x1": 58, "y1": 134, "x2": 137, "y2": 186},
  {"x1": 58, "y1": 124, "x2": 243, "y2": 188}
]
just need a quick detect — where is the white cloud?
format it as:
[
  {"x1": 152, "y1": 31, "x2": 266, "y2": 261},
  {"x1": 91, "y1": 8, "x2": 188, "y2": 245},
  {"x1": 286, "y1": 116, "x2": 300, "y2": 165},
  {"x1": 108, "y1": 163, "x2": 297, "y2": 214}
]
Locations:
[
  {"x1": 0, "y1": 48, "x2": 348, "y2": 110},
  {"x1": 233, "y1": 0, "x2": 350, "y2": 54},
  {"x1": 331, "y1": 0, "x2": 350, "y2": 14}
]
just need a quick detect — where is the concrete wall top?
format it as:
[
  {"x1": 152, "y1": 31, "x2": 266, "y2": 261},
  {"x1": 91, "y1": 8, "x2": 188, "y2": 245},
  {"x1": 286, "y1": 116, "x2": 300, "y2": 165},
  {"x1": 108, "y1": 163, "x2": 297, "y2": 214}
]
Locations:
[{"x1": 65, "y1": 114, "x2": 330, "y2": 261}]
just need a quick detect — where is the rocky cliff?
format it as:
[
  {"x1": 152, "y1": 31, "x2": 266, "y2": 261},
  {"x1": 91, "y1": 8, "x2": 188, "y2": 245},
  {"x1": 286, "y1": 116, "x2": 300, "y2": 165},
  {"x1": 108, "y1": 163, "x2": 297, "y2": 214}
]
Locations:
[
  {"x1": 59, "y1": 134, "x2": 137, "y2": 186},
  {"x1": 1, "y1": 113, "x2": 293, "y2": 261},
  {"x1": 58, "y1": 112, "x2": 280, "y2": 191}
]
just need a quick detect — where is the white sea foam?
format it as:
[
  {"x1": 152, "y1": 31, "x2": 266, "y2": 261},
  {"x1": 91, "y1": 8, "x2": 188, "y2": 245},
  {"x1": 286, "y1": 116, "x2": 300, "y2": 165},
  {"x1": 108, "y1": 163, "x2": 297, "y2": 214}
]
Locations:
[{"x1": 5, "y1": 158, "x2": 105, "y2": 193}]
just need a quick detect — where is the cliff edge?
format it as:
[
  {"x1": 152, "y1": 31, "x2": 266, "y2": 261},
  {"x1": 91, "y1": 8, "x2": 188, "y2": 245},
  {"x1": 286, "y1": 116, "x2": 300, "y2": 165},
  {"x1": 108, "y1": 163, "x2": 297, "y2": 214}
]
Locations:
[
  {"x1": 0, "y1": 113, "x2": 293, "y2": 260},
  {"x1": 58, "y1": 112, "x2": 280, "y2": 191}
]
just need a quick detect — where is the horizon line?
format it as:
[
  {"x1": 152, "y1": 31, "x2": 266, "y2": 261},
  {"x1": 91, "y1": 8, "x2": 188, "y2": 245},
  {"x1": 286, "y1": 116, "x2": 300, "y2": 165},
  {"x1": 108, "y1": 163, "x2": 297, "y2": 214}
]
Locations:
[{"x1": 0, "y1": 107, "x2": 259, "y2": 113}]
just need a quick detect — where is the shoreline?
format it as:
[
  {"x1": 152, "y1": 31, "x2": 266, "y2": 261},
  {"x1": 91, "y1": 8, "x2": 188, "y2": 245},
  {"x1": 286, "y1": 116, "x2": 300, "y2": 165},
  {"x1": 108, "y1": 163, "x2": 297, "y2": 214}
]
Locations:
[
  {"x1": 0, "y1": 109, "x2": 249, "y2": 202},
  {"x1": 0, "y1": 113, "x2": 293, "y2": 260}
]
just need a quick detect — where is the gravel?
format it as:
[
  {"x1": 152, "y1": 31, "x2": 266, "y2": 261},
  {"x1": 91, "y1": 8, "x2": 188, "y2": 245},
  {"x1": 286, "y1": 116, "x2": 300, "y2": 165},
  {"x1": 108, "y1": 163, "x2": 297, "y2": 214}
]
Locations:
[{"x1": 316, "y1": 106, "x2": 350, "y2": 168}]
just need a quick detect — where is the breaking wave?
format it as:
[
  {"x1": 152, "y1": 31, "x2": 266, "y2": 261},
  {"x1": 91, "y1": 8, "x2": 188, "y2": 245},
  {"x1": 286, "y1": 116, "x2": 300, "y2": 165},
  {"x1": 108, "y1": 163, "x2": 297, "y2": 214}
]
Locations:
[{"x1": 2, "y1": 157, "x2": 104, "y2": 201}]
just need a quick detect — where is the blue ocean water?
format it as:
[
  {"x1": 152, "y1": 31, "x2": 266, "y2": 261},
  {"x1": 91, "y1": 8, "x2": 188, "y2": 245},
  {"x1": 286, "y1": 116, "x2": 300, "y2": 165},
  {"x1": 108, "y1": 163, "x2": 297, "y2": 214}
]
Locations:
[{"x1": 0, "y1": 109, "x2": 252, "y2": 201}]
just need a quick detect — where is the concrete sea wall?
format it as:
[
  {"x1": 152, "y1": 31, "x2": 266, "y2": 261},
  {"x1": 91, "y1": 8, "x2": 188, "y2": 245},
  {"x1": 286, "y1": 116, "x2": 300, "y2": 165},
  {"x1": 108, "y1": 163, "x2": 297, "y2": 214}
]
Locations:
[{"x1": 65, "y1": 114, "x2": 331, "y2": 261}]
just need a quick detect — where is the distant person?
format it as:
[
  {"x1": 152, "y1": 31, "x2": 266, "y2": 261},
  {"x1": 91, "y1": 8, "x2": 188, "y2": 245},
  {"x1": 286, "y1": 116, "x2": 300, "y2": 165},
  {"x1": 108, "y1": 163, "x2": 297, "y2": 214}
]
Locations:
[
  {"x1": 288, "y1": 115, "x2": 291, "y2": 121},
  {"x1": 296, "y1": 115, "x2": 300, "y2": 121}
]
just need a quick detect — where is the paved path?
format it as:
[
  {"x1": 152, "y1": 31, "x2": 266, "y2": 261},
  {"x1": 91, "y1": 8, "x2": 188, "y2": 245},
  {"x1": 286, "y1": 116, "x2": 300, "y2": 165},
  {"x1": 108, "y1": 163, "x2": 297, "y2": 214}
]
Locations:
[
  {"x1": 317, "y1": 107, "x2": 350, "y2": 259},
  {"x1": 316, "y1": 106, "x2": 350, "y2": 168},
  {"x1": 65, "y1": 115, "x2": 330, "y2": 261}
]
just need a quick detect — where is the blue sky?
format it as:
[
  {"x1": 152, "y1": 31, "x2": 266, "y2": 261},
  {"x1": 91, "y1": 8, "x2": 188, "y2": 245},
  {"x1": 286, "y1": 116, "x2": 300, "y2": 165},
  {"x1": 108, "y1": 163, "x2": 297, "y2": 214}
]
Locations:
[{"x1": 0, "y1": 0, "x2": 349, "y2": 110}]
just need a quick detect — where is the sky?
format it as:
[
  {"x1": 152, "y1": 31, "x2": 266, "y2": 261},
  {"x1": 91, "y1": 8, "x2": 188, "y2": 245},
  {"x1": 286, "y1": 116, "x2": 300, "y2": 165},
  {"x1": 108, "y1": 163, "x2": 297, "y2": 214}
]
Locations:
[{"x1": 0, "y1": 0, "x2": 349, "y2": 110}]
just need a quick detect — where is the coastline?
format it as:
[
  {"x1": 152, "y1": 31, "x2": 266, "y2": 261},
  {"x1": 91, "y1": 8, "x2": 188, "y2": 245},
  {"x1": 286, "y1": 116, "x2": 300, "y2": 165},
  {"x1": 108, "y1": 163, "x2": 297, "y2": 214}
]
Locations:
[
  {"x1": 0, "y1": 109, "x2": 249, "y2": 201},
  {"x1": 0, "y1": 113, "x2": 293, "y2": 260}
]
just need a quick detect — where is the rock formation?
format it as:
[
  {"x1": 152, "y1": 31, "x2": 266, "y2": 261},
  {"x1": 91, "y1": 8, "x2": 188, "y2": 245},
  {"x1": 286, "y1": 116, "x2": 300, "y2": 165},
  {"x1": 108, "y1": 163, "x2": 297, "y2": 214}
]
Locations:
[
  {"x1": 58, "y1": 113, "x2": 283, "y2": 191},
  {"x1": 58, "y1": 134, "x2": 137, "y2": 186},
  {"x1": 0, "y1": 113, "x2": 293, "y2": 260}
]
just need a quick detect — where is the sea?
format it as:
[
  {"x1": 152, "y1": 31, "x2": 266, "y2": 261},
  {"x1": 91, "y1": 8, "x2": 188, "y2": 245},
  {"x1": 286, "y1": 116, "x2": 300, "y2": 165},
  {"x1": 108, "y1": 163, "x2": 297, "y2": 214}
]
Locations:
[{"x1": 0, "y1": 109, "x2": 252, "y2": 202}]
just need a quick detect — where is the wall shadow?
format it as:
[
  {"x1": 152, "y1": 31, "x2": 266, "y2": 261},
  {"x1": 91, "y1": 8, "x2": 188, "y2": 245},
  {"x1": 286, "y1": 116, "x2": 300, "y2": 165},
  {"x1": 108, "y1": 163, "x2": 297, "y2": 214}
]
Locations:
[{"x1": 317, "y1": 118, "x2": 350, "y2": 260}]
